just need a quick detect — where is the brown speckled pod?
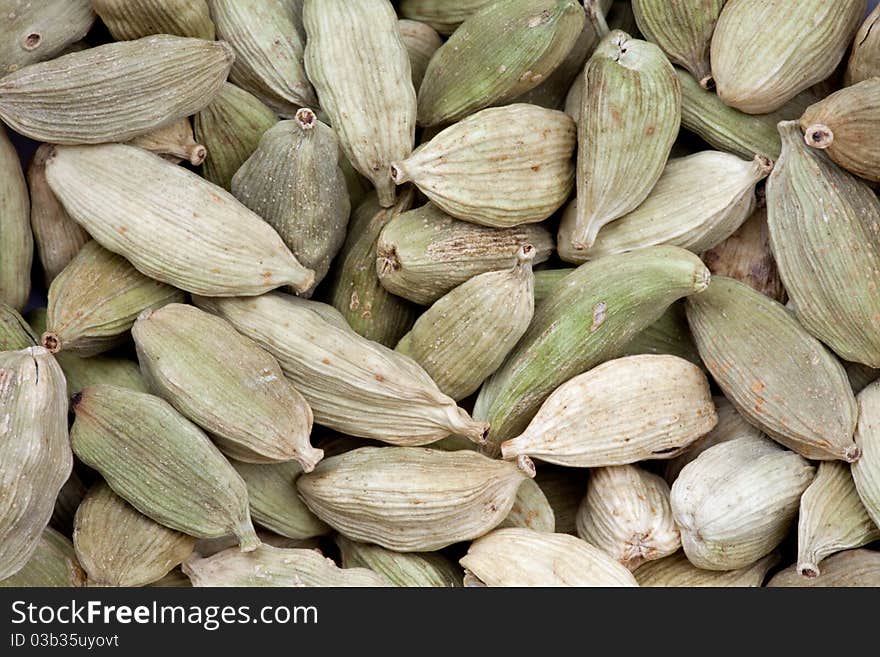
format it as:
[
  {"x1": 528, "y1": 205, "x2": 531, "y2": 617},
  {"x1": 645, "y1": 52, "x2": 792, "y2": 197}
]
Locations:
[
  {"x1": 498, "y1": 478, "x2": 556, "y2": 534},
  {"x1": 127, "y1": 118, "x2": 207, "y2": 166},
  {"x1": 0, "y1": 127, "x2": 31, "y2": 311},
  {"x1": 336, "y1": 535, "x2": 462, "y2": 587},
  {"x1": 769, "y1": 550, "x2": 880, "y2": 587},
  {"x1": 0, "y1": 528, "x2": 85, "y2": 588},
  {"x1": 0, "y1": 0, "x2": 94, "y2": 75},
  {"x1": 846, "y1": 4, "x2": 880, "y2": 85},
  {"x1": 398, "y1": 19, "x2": 443, "y2": 89},
  {"x1": 93, "y1": 0, "x2": 214, "y2": 40},
  {"x1": 634, "y1": 551, "x2": 778, "y2": 587},
  {"x1": 399, "y1": 0, "x2": 494, "y2": 35},
  {"x1": 853, "y1": 380, "x2": 880, "y2": 530}
]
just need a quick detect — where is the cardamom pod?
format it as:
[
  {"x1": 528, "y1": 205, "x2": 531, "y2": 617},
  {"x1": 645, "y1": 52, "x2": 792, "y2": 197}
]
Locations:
[
  {"x1": 92, "y1": 0, "x2": 214, "y2": 40},
  {"x1": 671, "y1": 435, "x2": 815, "y2": 570},
  {"x1": 399, "y1": 0, "x2": 494, "y2": 35},
  {"x1": 501, "y1": 354, "x2": 716, "y2": 467},
  {"x1": 149, "y1": 569, "x2": 192, "y2": 588},
  {"x1": 846, "y1": 4, "x2": 880, "y2": 85},
  {"x1": 498, "y1": 478, "x2": 556, "y2": 534},
  {"x1": 74, "y1": 482, "x2": 197, "y2": 587},
  {"x1": 297, "y1": 447, "x2": 533, "y2": 551},
  {"x1": 399, "y1": 19, "x2": 443, "y2": 89},
  {"x1": 618, "y1": 301, "x2": 702, "y2": 367},
  {"x1": 377, "y1": 203, "x2": 554, "y2": 305},
  {"x1": 853, "y1": 380, "x2": 880, "y2": 529},
  {"x1": 0, "y1": 35, "x2": 233, "y2": 143},
  {"x1": 532, "y1": 269, "x2": 573, "y2": 304},
  {"x1": 392, "y1": 104, "x2": 576, "y2": 227},
  {"x1": 70, "y1": 385, "x2": 260, "y2": 551},
  {"x1": 460, "y1": 528, "x2": 638, "y2": 587},
  {"x1": 710, "y1": 0, "x2": 865, "y2": 114},
  {"x1": 769, "y1": 549, "x2": 880, "y2": 587},
  {"x1": 336, "y1": 535, "x2": 462, "y2": 587},
  {"x1": 535, "y1": 468, "x2": 584, "y2": 535},
  {"x1": 127, "y1": 118, "x2": 207, "y2": 166},
  {"x1": 45, "y1": 144, "x2": 315, "y2": 296},
  {"x1": 0, "y1": 347, "x2": 72, "y2": 580},
  {"x1": 0, "y1": 126, "x2": 31, "y2": 311},
  {"x1": 193, "y1": 531, "x2": 319, "y2": 559},
  {"x1": 686, "y1": 276, "x2": 860, "y2": 462},
  {"x1": 0, "y1": 303, "x2": 36, "y2": 351},
  {"x1": 193, "y1": 292, "x2": 488, "y2": 446},
  {"x1": 304, "y1": 0, "x2": 416, "y2": 206},
  {"x1": 0, "y1": 0, "x2": 94, "y2": 75},
  {"x1": 0, "y1": 528, "x2": 85, "y2": 588},
  {"x1": 767, "y1": 121, "x2": 880, "y2": 368},
  {"x1": 634, "y1": 551, "x2": 778, "y2": 587}
]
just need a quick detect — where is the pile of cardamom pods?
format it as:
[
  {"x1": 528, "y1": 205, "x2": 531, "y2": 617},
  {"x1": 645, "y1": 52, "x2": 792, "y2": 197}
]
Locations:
[{"x1": 2, "y1": 0, "x2": 880, "y2": 589}]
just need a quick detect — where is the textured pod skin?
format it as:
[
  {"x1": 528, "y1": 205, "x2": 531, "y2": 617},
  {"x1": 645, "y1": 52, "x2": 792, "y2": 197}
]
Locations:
[
  {"x1": 133, "y1": 304, "x2": 320, "y2": 469},
  {"x1": 211, "y1": 0, "x2": 316, "y2": 116},
  {"x1": 687, "y1": 276, "x2": 859, "y2": 462},
  {"x1": 0, "y1": 127, "x2": 31, "y2": 311},
  {"x1": 461, "y1": 528, "x2": 638, "y2": 587},
  {"x1": 800, "y1": 79, "x2": 880, "y2": 182},
  {"x1": 767, "y1": 121, "x2": 880, "y2": 367},
  {"x1": 769, "y1": 549, "x2": 880, "y2": 587},
  {"x1": 43, "y1": 241, "x2": 184, "y2": 357},
  {"x1": 853, "y1": 381, "x2": 880, "y2": 529},
  {"x1": 193, "y1": 293, "x2": 488, "y2": 446},
  {"x1": 634, "y1": 551, "x2": 778, "y2": 587},
  {"x1": 417, "y1": 0, "x2": 585, "y2": 127},
  {"x1": 183, "y1": 545, "x2": 391, "y2": 587},
  {"x1": 194, "y1": 82, "x2": 277, "y2": 191},
  {"x1": 572, "y1": 31, "x2": 681, "y2": 251},
  {"x1": 618, "y1": 301, "x2": 702, "y2": 366},
  {"x1": 0, "y1": 303, "x2": 36, "y2": 351},
  {"x1": 0, "y1": 35, "x2": 233, "y2": 143},
  {"x1": 847, "y1": 4, "x2": 880, "y2": 85},
  {"x1": 532, "y1": 269, "x2": 573, "y2": 304},
  {"x1": 396, "y1": 245, "x2": 535, "y2": 401},
  {"x1": 399, "y1": 19, "x2": 443, "y2": 89},
  {"x1": 632, "y1": 0, "x2": 724, "y2": 87},
  {"x1": 563, "y1": 152, "x2": 772, "y2": 262},
  {"x1": 393, "y1": 104, "x2": 575, "y2": 227},
  {"x1": 0, "y1": 347, "x2": 72, "y2": 580},
  {"x1": 328, "y1": 192, "x2": 416, "y2": 347},
  {"x1": 498, "y1": 478, "x2": 556, "y2": 534},
  {"x1": 233, "y1": 110, "x2": 350, "y2": 295},
  {"x1": 230, "y1": 460, "x2": 329, "y2": 540},
  {"x1": 710, "y1": 0, "x2": 865, "y2": 114},
  {"x1": 0, "y1": 528, "x2": 85, "y2": 588},
  {"x1": 93, "y1": 0, "x2": 214, "y2": 40},
  {"x1": 70, "y1": 385, "x2": 260, "y2": 550},
  {"x1": 298, "y1": 447, "x2": 531, "y2": 552},
  {"x1": 501, "y1": 355, "x2": 716, "y2": 467},
  {"x1": 576, "y1": 465, "x2": 680, "y2": 570},
  {"x1": 671, "y1": 435, "x2": 815, "y2": 570},
  {"x1": 74, "y1": 483, "x2": 197, "y2": 587},
  {"x1": 797, "y1": 462, "x2": 880, "y2": 579},
  {"x1": 0, "y1": 0, "x2": 94, "y2": 75},
  {"x1": 399, "y1": 0, "x2": 494, "y2": 35},
  {"x1": 475, "y1": 246, "x2": 710, "y2": 450},
  {"x1": 127, "y1": 118, "x2": 207, "y2": 166},
  {"x1": 45, "y1": 144, "x2": 315, "y2": 296},
  {"x1": 377, "y1": 203, "x2": 553, "y2": 305},
  {"x1": 304, "y1": 0, "x2": 416, "y2": 207},
  {"x1": 336, "y1": 535, "x2": 461, "y2": 587}
]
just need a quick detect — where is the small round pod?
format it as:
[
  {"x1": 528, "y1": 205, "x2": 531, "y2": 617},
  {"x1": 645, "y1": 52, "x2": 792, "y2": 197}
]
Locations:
[
  {"x1": 768, "y1": 549, "x2": 880, "y2": 587},
  {"x1": 634, "y1": 551, "x2": 778, "y2": 587}
]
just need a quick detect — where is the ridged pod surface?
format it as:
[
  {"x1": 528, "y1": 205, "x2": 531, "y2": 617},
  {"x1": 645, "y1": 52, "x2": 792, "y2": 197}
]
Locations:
[
  {"x1": 498, "y1": 479, "x2": 556, "y2": 534},
  {"x1": 398, "y1": 19, "x2": 443, "y2": 89},
  {"x1": 769, "y1": 550, "x2": 880, "y2": 587},
  {"x1": 0, "y1": 0, "x2": 94, "y2": 75},
  {"x1": 336, "y1": 535, "x2": 462, "y2": 587},
  {"x1": 0, "y1": 127, "x2": 31, "y2": 311},
  {"x1": 93, "y1": 0, "x2": 214, "y2": 40},
  {"x1": 0, "y1": 303, "x2": 36, "y2": 351},
  {"x1": 399, "y1": 0, "x2": 494, "y2": 35},
  {"x1": 0, "y1": 528, "x2": 85, "y2": 588},
  {"x1": 846, "y1": 4, "x2": 880, "y2": 85},
  {"x1": 634, "y1": 551, "x2": 778, "y2": 587},
  {"x1": 853, "y1": 381, "x2": 880, "y2": 530},
  {"x1": 617, "y1": 301, "x2": 702, "y2": 367}
]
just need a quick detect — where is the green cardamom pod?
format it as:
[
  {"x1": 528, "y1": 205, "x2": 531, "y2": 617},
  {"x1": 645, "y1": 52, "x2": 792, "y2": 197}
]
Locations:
[
  {"x1": 399, "y1": 0, "x2": 494, "y2": 35},
  {"x1": 853, "y1": 380, "x2": 880, "y2": 531},
  {"x1": 0, "y1": 126, "x2": 32, "y2": 311},
  {"x1": 0, "y1": 302, "x2": 37, "y2": 351},
  {"x1": 532, "y1": 269, "x2": 573, "y2": 304},
  {"x1": 0, "y1": 528, "x2": 86, "y2": 588},
  {"x1": 92, "y1": 0, "x2": 214, "y2": 40},
  {"x1": 498, "y1": 478, "x2": 556, "y2": 534},
  {"x1": 0, "y1": 0, "x2": 94, "y2": 75},
  {"x1": 846, "y1": 4, "x2": 880, "y2": 85},
  {"x1": 769, "y1": 550, "x2": 880, "y2": 587},
  {"x1": 399, "y1": 19, "x2": 443, "y2": 90},
  {"x1": 635, "y1": 551, "x2": 778, "y2": 587},
  {"x1": 336, "y1": 535, "x2": 462, "y2": 587},
  {"x1": 618, "y1": 301, "x2": 702, "y2": 367}
]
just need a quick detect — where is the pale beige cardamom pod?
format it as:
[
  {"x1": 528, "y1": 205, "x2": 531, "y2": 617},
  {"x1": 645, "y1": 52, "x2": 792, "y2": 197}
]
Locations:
[
  {"x1": 768, "y1": 549, "x2": 880, "y2": 587},
  {"x1": 92, "y1": 0, "x2": 214, "y2": 40},
  {"x1": 336, "y1": 535, "x2": 462, "y2": 587},
  {"x1": 0, "y1": 126, "x2": 32, "y2": 311},
  {"x1": 853, "y1": 380, "x2": 880, "y2": 529},
  {"x1": 498, "y1": 478, "x2": 556, "y2": 534},
  {"x1": 193, "y1": 532, "x2": 319, "y2": 558},
  {"x1": 0, "y1": 0, "x2": 94, "y2": 75},
  {"x1": 0, "y1": 302, "x2": 36, "y2": 351},
  {"x1": 398, "y1": 19, "x2": 443, "y2": 89},
  {"x1": 127, "y1": 118, "x2": 207, "y2": 166},
  {"x1": 634, "y1": 551, "x2": 778, "y2": 587},
  {"x1": 0, "y1": 528, "x2": 86, "y2": 588},
  {"x1": 846, "y1": 4, "x2": 880, "y2": 85}
]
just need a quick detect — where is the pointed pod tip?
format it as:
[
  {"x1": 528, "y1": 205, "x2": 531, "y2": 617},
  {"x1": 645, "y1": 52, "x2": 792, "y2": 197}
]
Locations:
[
  {"x1": 797, "y1": 563, "x2": 820, "y2": 578},
  {"x1": 188, "y1": 144, "x2": 208, "y2": 166},
  {"x1": 516, "y1": 455, "x2": 536, "y2": 479}
]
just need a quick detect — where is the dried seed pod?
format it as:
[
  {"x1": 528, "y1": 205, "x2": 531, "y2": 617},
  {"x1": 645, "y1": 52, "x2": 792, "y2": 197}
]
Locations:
[
  {"x1": 532, "y1": 269, "x2": 573, "y2": 304},
  {"x1": 498, "y1": 478, "x2": 556, "y2": 534},
  {"x1": 710, "y1": 0, "x2": 865, "y2": 114},
  {"x1": 461, "y1": 528, "x2": 638, "y2": 587},
  {"x1": 618, "y1": 301, "x2": 702, "y2": 366},
  {"x1": 183, "y1": 545, "x2": 391, "y2": 587},
  {"x1": 0, "y1": 0, "x2": 94, "y2": 75},
  {"x1": 211, "y1": 0, "x2": 316, "y2": 116},
  {"x1": 797, "y1": 462, "x2": 880, "y2": 579},
  {"x1": 563, "y1": 152, "x2": 772, "y2": 262},
  {"x1": 92, "y1": 0, "x2": 214, "y2": 40},
  {"x1": 0, "y1": 528, "x2": 85, "y2": 588},
  {"x1": 230, "y1": 460, "x2": 329, "y2": 540},
  {"x1": 45, "y1": 144, "x2": 315, "y2": 296},
  {"x1": 576, "y1": 465, "x2": 680, "y2": 570},
  {"x1": 336, "y1": 535, "x2": 462, "y2": 587},
  {"x1": 769, "y1": 549, "x2": 880, "y2": 587},
  {"x1": 396, "y1": 245, "x2": 535, "y2": 401},
  {"x1": 377, "y1": 203, "x2": 554, "y2": 305},
  {"x1": 417, "y1": 0, "x2": 585, "y2": 126},
  {"x1": 853, "y1": 381, "x2": 880, "y2": 529},
  {"x1": 127, "y1": 118, "x2": 206, "y2": 166},
  {"x1": 399, "y1": 0, "x2": 494, "y2": 35},
  {"x1": 671, "y1": 435, "x2": 815, "y2": 570},
  {"x1": 0, "y1": 126, "x2": 31, "y2": 311},
  {"x1": 74, "y1": 482, "x2": 197, "y2": 587},
  {"x1": 535, "y1": 468, "x2": 584, "y2": 535},
  {"x1": 70, "y1": 385, "x2": 260, "y2": 550},
  {"x1": 133, "y1": 304, "x2": 320, "y2": 469},
  {"x1": 50, "y1": 470, "x2": 87, "y2": 537},
  {"x1": 232, "y1": 109, "x2": 350, "y2": 295},
  {"x1": 392, "y1": 104, "x2": 576, "y2": 227},
  {"x1": 846, "y1": 4, "x2": 880, "y2": 85},
  {"x1": 0, "y1": 303, "x2": 37, "y2": 351},
  {"x1": 399, "y1": 19, "x2": 443, "y2": 89},
  {"x1": 304, "y1": 0, "x2": 416, "y2": 207},
  {"x1": 0, "y1": 35, "x2": 233, "y2": 143},
  {"x1": 476, "y1": 246, "x2": 710, "y2": 451},
  {"x1": 686, "y1": 276, "x2": 859, "y2": 462},
  {"x1": 501, "y1": 355, "x2": 716, "y2": 467},
  {"x1": 192, "y1": 531, "x2": 319, "y2": 558},
  {"x1": 42, "y1": 241, "x2": 184, "y2": 357},
  {"x1": 149, "y1": 569, "x2": 192, "y2": 588},
  {"x1": 767, "y1": 121, "x2": 880, "y2": 367},
  {"x1": 0, "y1": 347, "x2": 72, "y2": 580},
  {"x1": 298, "y1": 447, "x2": 532, "y2": 551},
  {"x1": 634, "y1": 551, "x2": 778, "y2": 587},
  {"x1": 193, "y1": 293, "x2": 488, "y2": 446}
]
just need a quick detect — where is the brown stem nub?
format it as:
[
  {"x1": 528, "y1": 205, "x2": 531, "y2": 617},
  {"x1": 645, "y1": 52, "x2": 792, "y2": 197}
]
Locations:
[
  {"x1": 699, "y1": 75, "x2": 715, "y2": 91},
  {"x1": 389, "y1": 162, "x2": 410, "y2": 185},
  {"x1": 188, "y1": 144, "x2": 208, "y2": 166},
  {"x1": 797, "y1": 563, "x2": 820, "y2": 578},
  {"x1": 844, "y1": 445, "x2": 862, "y2": 463},
  {"x1": 297, "y1": 446, "x2": 324, "y2": 474},
  {"x1": 376, "y1": 244, "x2": 401, "y2": 275},
  {"x1": 41, "y1": 331, "x2": 61, "y2": 354},
  {"x1": 295, "y1": 107, "x2": 317, "y2": 131},
  {"x1": 516, "y1": 455, "x2": 536, "y2": 479},
  {"x1": 70, "y1": 391, "x2": 83, "y2": 411},
  {"x1": 23, "y1": 32, "x2": 42, "y2": 51},
  {"x1": 753, "y1": 154, "x2": 774, "y2": 177},
  {"x1": 804, "y1": 124, "x2": 834, "y2": 150}
]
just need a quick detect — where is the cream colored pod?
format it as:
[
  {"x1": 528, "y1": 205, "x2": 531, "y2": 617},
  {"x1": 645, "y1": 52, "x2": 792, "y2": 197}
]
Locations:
[
  {"x1": 576, "y1": 465, "x2": 680, "y2": 570},
  {"x1": 391, "y1": 104, "x2": 576, "y2": 228},
  {"x1": 398, "y1": 19, "x2": 443, "y2": 89},
  {"x1": 853, "y1": 380, "x2": 880, "y2": 529},
  {"x1": 460, "y1": 528, "x2": 638, "y2": 587},
  {"x1": 500, "y1": 355, "x2": 716, "y2": 468},
  {"x1": 0, "y1": 125, "x2": 32, "y2": 311},
  {"x1": 0, "y1": 347, "x2": 73, "y2": 580},
  {"x1": 304, "y1": 0, "x2": 416, "y2": 207},
  {"x1": 297, "y1": 447, "x2": 533, "y2": 552},
  {"x1": 498, "y1": 479, "x2": 556, "y2": 534},
  {"x1": 847, "y1": 4, "x2": 880, "y2": 85},
  {"x1": 132, "y1": 303, "x2": 321, "y2": 470},
  {"x1": 671, "y1": 435, "x2": 815, "y2": 571},
  {"x1": 634, "y1": 552, "x2": 779, "y2": 588},
  {"x1": 0, "y1": 0, "x2": 94, "y2": 75},
  {"x1": 769, "y1": 550, "x2": 880, "y2": 588},
  {"x1": 127, "y1": 118, "x2": 207, "y2": 166}
]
